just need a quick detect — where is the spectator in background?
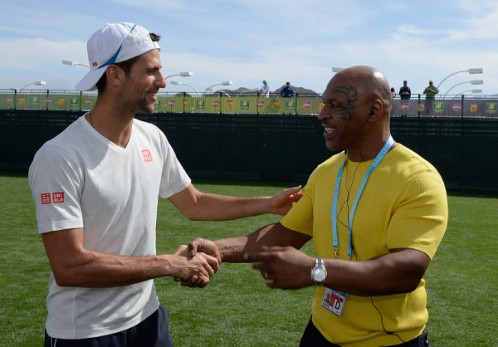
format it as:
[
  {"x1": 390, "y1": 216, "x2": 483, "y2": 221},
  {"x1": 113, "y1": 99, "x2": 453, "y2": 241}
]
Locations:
[
  {"x1": 391, "y1": 87, "x2": 396, "y2": 98},
  {"x1": 259, "y1": 80, "x2": 271, "y2": 98},
  {"x1": 399, "y1": 80, "x2": 411, "y2": 117},
  {"x1": 280, "y1": 81, "x2": 295, "y2": 97},
  {"x1": 399, "y1": 80, "x2": 411, "y2": 100},
  {"x1": 423, "y1": 80, "x2": 439, "y2": 116}
]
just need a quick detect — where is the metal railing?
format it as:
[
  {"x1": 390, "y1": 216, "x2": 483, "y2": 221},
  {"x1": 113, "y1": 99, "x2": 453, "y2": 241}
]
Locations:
[{"x1": 1, "y1": 89, "x2": 497, "y2": 118}]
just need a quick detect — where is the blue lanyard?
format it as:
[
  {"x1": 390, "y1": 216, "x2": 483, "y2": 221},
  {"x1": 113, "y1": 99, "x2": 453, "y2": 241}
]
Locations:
[{"x1": 331, "y1": 136, "x2": 394, "y2": 258}]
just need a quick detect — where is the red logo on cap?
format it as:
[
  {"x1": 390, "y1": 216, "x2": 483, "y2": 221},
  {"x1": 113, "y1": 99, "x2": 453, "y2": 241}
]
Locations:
[{"x1": 92, "y1": 62, "x2": 98, "y2": 67}]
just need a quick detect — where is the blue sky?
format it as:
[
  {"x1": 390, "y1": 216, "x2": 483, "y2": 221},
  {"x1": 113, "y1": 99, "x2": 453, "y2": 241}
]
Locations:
[{"x1": 1, "y1": 0, "x2": 497, "y2": 96}]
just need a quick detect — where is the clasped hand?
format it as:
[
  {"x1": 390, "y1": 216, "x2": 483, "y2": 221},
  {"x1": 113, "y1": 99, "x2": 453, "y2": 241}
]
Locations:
[
  {"x1": 183, "y1": 238, "x2": 315, "y2": 290},
  {"x1": 172, "y1": 245, "x2": 220, "y2": 288}
]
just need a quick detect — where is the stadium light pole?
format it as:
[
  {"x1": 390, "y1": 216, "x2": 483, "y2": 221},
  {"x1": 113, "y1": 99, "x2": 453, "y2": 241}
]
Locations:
[
  {"x1": 165, "y1": 71, "x2": 193, "y2": 80},
  {"x1": 20, "y1": 80, "x2": 47, "y2": 91},
  {"x1": 436, "y1": 68, "x2": 483, "y2": 89},
  {"x1": 204, "y1": 81, "x2": 233, "y2": 94},
  {"x1": 170, "y1": 81, "x2": 199, "y2": 95},
  {"x1": 212, "y1": 89, "x2": 231, "y2": 98},
  {"x1": 237, "y1": 88, "x2": 259, "y2": 96},
  {"x1": 62, "y1": 60, "x2": 90, "y2": 68},
  {"x1": 332, "y1": 67, "x2": 344, "y2": 73},
  {"x1": 443, "y1": 80, "x2": 483, "y2": 98},
  {"x1": 456, "y1": 89, "x2": 482, "y2": 95}
]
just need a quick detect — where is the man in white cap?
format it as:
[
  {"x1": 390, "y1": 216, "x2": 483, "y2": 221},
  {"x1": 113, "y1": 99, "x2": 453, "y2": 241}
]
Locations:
[
  {"x1": 28, "y1": 22, "x2": 302, "y2": 346},
  {"x1": 259, "y1": 80, "x2": 271, "y2": 97}
]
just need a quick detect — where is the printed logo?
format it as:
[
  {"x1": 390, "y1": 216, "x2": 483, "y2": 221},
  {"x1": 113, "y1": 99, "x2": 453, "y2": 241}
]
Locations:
[
  {"x1": 141, "y1": 149, "x2": 153, "y2": 162},
  {"x1": 41, "y1": 193, "x2": 51, "y2": 205},
  {"x1": 52, "y1": 192, "x2": 64, "y2": 203},
  {"x1": 40, "y1": 192, "x2": 64, "y2": 204}
]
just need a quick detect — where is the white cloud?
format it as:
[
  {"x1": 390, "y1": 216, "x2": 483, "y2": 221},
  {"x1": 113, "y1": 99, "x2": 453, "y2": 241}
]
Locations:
[
  {"x1": 0, "y1": 38, "x2": 86, "y2": 70},
  {"x1": 0, "y1": 0, "x2": 497, "y2": 94}
]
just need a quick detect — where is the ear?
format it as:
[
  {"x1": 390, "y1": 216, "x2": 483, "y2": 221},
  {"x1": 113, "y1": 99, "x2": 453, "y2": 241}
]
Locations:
[
  {"x1": 105, "y1": 65, "x2": 126, "y2": 88},
  {"x1": 368, "y1": 99, "x2": 383, "y2": 120}
]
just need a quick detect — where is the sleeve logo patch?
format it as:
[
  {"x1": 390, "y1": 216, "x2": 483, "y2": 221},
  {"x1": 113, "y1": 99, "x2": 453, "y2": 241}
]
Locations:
[
  {"x1": 141, "y1": 149, "x2": 153, "y2": 162},
  {"x1": 41, "y1": 192, "x2": 64, "y2": 204}
]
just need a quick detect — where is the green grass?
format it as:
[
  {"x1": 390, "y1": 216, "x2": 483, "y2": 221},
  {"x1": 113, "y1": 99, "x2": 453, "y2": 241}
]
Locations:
[{"x1": 0, "y1": 175, "x2": 496, "y2": 346}]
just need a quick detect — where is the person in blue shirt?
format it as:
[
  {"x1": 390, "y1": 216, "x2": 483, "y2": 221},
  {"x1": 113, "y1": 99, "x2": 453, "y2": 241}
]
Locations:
[{"x1": 280, "y1": 81, "x2": 295, "y2": 97}]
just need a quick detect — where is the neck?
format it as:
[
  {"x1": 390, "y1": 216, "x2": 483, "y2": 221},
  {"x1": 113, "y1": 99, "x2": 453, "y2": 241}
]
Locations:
[
  {"x1": 87, "y1": 103, "x2": 134, "y2": 148},
  {"x1": 346, "y1": 133, "x2": 394, "y2": 162}
]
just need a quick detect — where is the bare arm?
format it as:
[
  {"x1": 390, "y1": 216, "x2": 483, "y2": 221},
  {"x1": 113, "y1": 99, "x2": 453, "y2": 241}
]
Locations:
[
  {"x1": 42, "y1": 228, "x2": 219, "y2": 288},
  {"x1": 168, "y1": 184, "x2": 302, "y2": 221},
  {"x1": 187, "y1": 222, "x2": 311, "y2": 263},
  {"x1": 189, "y1": 222, "x2": 430, "y2": 296},
  {"x1": 214, "y1": 223, "x2": 311, "y2": 262},
  {"x1": 248, "y1": 246, "x2": 431, "y2": 296},
  {"x1": 180, "y1": 223, "x2": 309, "y2": 287}
]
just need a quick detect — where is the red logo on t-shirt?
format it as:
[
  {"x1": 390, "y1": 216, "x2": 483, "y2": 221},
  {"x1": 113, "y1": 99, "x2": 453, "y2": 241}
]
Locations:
[
  {"x1": 52, "y1": 192, "x2": 64, "y2": 203},
  {"x1": 141, "y1": 149, "x2": 153, "y2": 162},
  {"x1": 40, "y1": 192, "x2": 64, "y2": 204},
  {"x1": 41, "y1": 193, "x2": 51, "y2": 204}
]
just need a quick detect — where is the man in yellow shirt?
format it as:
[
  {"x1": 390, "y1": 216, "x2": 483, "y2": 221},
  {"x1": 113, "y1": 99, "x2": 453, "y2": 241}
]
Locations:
[
  {"x1": 188, "y1": 66, "x2": 448, "y2": 346},
  {"x1": 423, "y1": 80, "x2": 439, "y2": 116}
]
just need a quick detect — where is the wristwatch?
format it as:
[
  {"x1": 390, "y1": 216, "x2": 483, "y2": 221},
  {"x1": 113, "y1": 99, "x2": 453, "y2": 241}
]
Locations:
[{"x1": 310, "y1": 258, "x2": 327, "y2": 284}]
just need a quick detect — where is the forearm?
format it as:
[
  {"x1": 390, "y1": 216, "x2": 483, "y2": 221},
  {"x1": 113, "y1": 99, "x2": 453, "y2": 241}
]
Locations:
[
  {"x1": 187, "y1": 193, "x2": 272, "y2": 221},
  {"x1": 248, "y1": 247, "x2": 430, "y2": 295},
  {"x1": 216, "y1": 223, "x2": 311, "y2": 263},
  {"x1": 170, "y1": 184, "x2": 301, "y2": 221},
  {"x1": 50, "y1": 251, "x2": 182, "y2": 288},
  {"x1": 322, "y1": 250, "x2": 429, "y2": 296}
]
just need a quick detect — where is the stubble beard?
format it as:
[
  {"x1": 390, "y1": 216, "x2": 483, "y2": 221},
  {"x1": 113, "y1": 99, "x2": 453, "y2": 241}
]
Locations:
[{"x1": 138, "y1": 98, "x2": 155, "y2": 115}]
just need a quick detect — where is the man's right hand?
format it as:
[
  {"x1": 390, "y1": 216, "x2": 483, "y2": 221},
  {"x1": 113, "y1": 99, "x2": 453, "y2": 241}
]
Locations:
[
  {"x1": 172, "y1": 244, "x2": 220, "y2": 288},
  {"x1": 188, "y1": 237, "x2": 221, "y2": 262}
]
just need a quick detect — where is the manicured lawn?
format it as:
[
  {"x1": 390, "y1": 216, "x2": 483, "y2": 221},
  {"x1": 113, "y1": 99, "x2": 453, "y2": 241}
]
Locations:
[{"x1": 0, "y1": 175, "x2": 496, "y2": 346}]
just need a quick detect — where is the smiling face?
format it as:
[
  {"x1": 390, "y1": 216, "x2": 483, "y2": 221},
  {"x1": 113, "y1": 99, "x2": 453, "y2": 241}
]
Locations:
[
  {"x1": 318, "y1": 75, "x2": 370, "y2": 151},
  {"x1": 318, "y1": 66, "x2": 392, "y2": 158},
  {"x1": 120, "y1": 49, "x2": 166, "y2": 115}
]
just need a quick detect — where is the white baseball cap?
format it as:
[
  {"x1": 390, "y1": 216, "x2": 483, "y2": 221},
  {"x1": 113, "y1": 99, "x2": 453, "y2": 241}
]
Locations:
[{"x1": 75, "y1": 22, "x2": 160, "y2": 91}]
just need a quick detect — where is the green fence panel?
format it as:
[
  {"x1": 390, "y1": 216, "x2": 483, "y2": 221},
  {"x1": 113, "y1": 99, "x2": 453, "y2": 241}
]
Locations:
[
  {"x1": 15, "y1": 93, "x2": 49, "y2": 110},
  {"x1": 45, "y1": 93, "x2": 81, "y2": 111},
  {"x1": 229, "y1": 97, "x2": 259, "y2": 114},
  {"x1": 155, "y1": 96, "x2": 184, "y2": 113},
  {"x1": 258, "y1": 97, "x2": 285, "y2": 114},
  {"x1": 0, "y1": 93, "x2": 16, "y2": 110},
  {"x1": 296, "y1": 96, "x2": 322, "y2": 115}
]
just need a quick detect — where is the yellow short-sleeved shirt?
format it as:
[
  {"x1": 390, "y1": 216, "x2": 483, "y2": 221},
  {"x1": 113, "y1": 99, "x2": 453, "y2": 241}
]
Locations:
[{"x1": 281, "y1": 144, "x2": 448, "y2": 347}]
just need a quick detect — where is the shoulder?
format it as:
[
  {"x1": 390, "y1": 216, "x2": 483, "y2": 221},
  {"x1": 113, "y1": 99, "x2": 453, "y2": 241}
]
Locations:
[
  {"x1": 133, "y1": 118, "x2": 166, "y2": 139},
  {"x1": 386, "y1": 145, "x2": 444, "y2": 186},
  {"x1": 307, "y1": 152, "x2": 345, "y2": 182},
  {"x1": 33, "y1": 117, "x2": 86, "y2": 160}
]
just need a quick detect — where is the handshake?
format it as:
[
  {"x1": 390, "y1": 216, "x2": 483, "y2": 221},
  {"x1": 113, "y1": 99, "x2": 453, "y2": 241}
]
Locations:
[
  {"x1": 165, "y1": 186, "x2": 311, "y2": 289},
  {"x1": 172, "y1": 238, "x2": 221, "y2": 288},
  {"x1": 170, "y1": 231, "x2": 316, "y2": 290}
]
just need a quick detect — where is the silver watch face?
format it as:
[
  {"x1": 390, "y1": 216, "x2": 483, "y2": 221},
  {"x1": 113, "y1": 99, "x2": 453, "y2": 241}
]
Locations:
[{"x1": 312, "y1": 267, "x2": 327, "y2": 282}]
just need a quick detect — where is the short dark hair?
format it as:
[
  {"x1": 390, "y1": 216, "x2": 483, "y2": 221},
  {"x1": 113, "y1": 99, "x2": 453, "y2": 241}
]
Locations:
[{"x1": 96, "y1": 32, "x2": 161, "y2": 93}]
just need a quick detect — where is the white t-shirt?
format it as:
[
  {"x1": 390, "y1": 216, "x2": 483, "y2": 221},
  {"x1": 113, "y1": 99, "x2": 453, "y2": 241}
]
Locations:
[
  {"x1": 259, "y1": 84, "x2": 271, "y2": 97},
  {"x1": 28, "y1": 115, "x2": 191, "y2": 339}
]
